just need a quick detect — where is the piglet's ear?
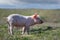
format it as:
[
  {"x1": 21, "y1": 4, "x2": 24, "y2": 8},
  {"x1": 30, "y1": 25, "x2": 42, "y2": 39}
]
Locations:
[{"x1": 33, "y1": 13, "x2": 38, "y2": 18}]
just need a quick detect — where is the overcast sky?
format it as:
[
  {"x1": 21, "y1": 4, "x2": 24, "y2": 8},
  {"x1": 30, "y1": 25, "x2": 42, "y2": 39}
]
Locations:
[{"x1": 0, "y1": 0, "x2": 60, "y2": 9}]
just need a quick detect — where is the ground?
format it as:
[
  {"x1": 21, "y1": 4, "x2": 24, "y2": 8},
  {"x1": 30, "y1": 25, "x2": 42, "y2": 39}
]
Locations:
[{"x1": 0, "y1": 9, "x2": 60, "y2": 40}]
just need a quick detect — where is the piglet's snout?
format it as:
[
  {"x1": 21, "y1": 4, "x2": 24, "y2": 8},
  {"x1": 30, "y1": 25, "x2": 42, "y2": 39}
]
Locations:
[{"x1": 40, "y1": 20, "x2": 44, "y2": 24}]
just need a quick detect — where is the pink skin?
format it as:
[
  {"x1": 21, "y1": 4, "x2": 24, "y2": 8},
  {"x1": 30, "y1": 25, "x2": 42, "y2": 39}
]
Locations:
[{"x1": 7, "y1": 14, "x2": 43, "y2": 35}]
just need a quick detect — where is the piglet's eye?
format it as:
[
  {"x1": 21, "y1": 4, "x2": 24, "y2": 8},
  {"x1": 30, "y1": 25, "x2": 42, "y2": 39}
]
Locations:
[{"x1": 36, "y1": 18, "x2": 40, "y2": 19}]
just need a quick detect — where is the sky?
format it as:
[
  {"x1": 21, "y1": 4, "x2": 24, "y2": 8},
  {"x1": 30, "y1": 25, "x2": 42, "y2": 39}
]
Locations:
[{"x1": 0, "y1": 0, "x2": 60, "y2": 9}]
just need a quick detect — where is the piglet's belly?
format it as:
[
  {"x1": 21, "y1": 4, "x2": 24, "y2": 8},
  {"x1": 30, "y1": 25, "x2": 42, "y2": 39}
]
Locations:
[{"x1": 12, "y1": 22, "x2": 25, "y2": 27}]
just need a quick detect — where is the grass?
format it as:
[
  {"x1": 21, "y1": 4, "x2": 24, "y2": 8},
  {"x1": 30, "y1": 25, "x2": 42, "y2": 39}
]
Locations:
[
  {"x1": 0, "y1": 9, "x2": 60, "y2": 40},
  {"x1": 0, "y1": 23, "x2": 60, "y2": 40}
]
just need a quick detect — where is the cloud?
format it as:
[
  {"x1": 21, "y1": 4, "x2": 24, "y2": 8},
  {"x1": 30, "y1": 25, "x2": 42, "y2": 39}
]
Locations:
[
  {"x1": 0, "y1": 0, "x2": 12, "y2": 5},
  {"x1": 0, "y1": 0, "x2": 26, "y2": 5},
  {"x1": 0, "y1": 0, "x2": 60, "y2": 9},
  {"x1": 0, "y1": 0, "x2": 60, "y2": 5},
  {"x1": 18, "y1": 0, "x2": 60, "y2": 4}
]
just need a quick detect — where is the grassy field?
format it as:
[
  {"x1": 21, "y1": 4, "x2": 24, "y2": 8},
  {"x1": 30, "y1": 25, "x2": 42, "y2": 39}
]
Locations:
[{"x1": 0, "y1": 9, "x2": 60, "y2": 40}]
